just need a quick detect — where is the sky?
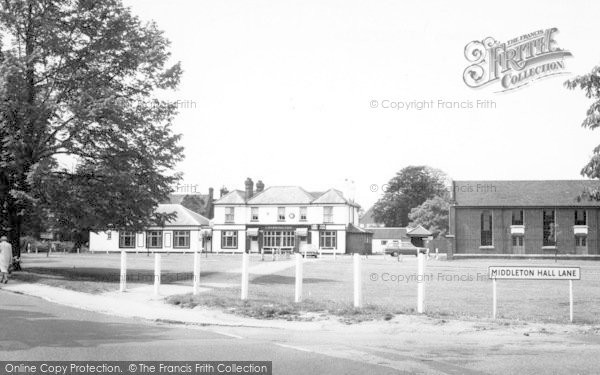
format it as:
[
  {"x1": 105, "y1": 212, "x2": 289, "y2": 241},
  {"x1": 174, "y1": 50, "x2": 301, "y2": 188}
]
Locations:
[{"x1": 123, "y1": 0, "x2": 600, "y2": 209}]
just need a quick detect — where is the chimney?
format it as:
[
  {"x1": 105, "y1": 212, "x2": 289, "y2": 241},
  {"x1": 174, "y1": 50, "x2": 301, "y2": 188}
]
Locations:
[
  {"x1": 245, "y1": 178, "x2": 254, "y2": 199},
  {"x1": 256, "y1": 180, "x2": 265, "y2": 193},
  {"x1": 220, "y1": 186, "x2": 229, "y2": 198},
  {"x1": 208, "y1": 187, "x2": 214, "y2": 219}
]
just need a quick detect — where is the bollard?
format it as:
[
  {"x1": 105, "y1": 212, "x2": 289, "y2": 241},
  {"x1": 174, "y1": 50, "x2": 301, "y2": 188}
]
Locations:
[
  {"x1": 119, "y1": 250, "x2": 127, "y2": 292},
  {"x1": 295, "y1": 253, "x2": 303, "y2": 303},
  {"x1": 435, "y1": 247, "x2": 439, "y2": 260},
  {"x1": 241, "y1": 252, "x2": 249, "y2": 300},
  {"x1": 193, "y1": 250, "x2": 201, "y2": 295},
  {"x1": 417, "y1": 252, "x2": 424, "y2": 313},
  {"x1": 333, "y1": 250, "x2": 337, "y2": 261},
  {"x1": 261, "y1": 248, "x2": 264, "y2": 261},
  {"x1": 353, "y1": 253, "x2": 362, "y2": 308},
  {"x1": 154, "y1": 253, "x2": 161, "y2": 297}
]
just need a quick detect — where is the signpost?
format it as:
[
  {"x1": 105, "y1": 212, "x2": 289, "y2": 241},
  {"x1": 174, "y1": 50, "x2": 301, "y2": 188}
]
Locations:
[{"x1": 488, "y1": 266, "x2": 580, "y2": 322}]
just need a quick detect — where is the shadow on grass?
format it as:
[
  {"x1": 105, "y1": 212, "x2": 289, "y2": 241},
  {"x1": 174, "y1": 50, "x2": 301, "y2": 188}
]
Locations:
[
  {"x1": 21, "y1": 267, "x2": 229, "y2": 284},
  {"x1": 252, "y1": 274, "x2": 337, "y2": 285}
]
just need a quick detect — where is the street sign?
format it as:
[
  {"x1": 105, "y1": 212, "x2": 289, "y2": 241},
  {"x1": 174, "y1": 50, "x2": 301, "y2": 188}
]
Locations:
[
  {"x1": 488, "y1": 266, "x2": 580, "y2": 280},
  {"x1": 488, "y1": 265, "x2": 580, "y2": 322}
]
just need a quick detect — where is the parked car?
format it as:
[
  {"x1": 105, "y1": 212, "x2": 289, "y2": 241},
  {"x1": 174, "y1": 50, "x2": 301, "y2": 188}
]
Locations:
[
  {"x1": 385, "y1": 243, "x2": 427, "y2": 257},
  {"x1": 301, "y1": 249, "x2": 318, "y2": 258}
]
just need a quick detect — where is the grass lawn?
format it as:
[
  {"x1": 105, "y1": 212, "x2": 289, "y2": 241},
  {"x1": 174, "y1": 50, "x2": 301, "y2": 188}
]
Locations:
[{"x1": 12, "y1": 253, "x2": 600, "y2": 324}]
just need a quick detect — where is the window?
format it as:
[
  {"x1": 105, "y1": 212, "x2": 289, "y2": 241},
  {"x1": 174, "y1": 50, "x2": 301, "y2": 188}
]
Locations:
[
  {"x1": 512, "y1": 209, "x2": 524, "y2": 225},
  {"x1": 300, "y1": 207, "x2": 307, "y2": 221},
  {"x1": 173, "y1": 231, "x2": 190, "y2": 248},
  {"x1": 251, "y1": 207, "x2": 259, "y2": 222},
  {"x1": 320, "y1": 231, "x2": 337, "y2": 248},
  {"x1": 278, "y1": 207, "x2": 286, "y2": 222},
  {"x1": 119, "y1": 231, "x2": 135, "y2": 248},
  {"x1": 543, "y1": 210, "x2": 556, "y2": 247},
  {"x1": 222, "y1": 231, "x2": 238, "y2": 249},
  {"x1": 263, "y1": 231, "x2": 295, "y2": 248},
  {"x1": 381, "y1": 240, "x2": 388, "y2": 245},
  {"x1": 512, "y1": 236, "x2": 523, "y2": 246},
  {"x1": 323, "y1": 206, "x2": 333, "y2": 223},
  {"x1": 575, "y1": 209, "x2": 586, "y2": 225},
  {"x1": 576, "y1": 236, "x2": 587, "y2": 247},
  {"x1": 480, "y1": 211, "x2": 493, "y2": 246},
  {"x1": 146, "y1": 231, "x2": 163, "y2": 248},
  {"x1": 225, "y1": 207, "x2": 235, "y2": 223},
  {"x1": 107, "y1": 231, "x2": 112, "y2": 240}
]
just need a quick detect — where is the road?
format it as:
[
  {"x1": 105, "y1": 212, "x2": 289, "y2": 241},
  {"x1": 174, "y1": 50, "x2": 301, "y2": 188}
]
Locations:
[
  {"x1": 0, "y1": 290, "x2": 403, "y2": 374},
  {"x1": 2, "y1": 289, "x2": 600, "y2": 374}
]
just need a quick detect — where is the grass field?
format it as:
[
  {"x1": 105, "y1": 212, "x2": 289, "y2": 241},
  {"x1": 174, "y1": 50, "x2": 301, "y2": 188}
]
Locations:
[{"x1": 11, "y1": 252, "x2": 600, "y2": 324}]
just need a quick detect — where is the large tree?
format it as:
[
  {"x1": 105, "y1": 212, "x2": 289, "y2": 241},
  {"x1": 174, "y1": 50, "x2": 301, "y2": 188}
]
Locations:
[
  {"x1": 566, "y1": 66, "x2": 600, "y2": 199},
  {"x1": 408, "y1": 195, "x2": 450, "y2": 237},
  {"x1": 372, "y1": 166, "x2": 448, "y2": 227},
  {"x1": 0, "y1": 0, "x2": 183, "y2": 256}
]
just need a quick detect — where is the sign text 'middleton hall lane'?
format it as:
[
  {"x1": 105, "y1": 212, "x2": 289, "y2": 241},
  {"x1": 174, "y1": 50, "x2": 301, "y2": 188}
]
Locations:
[{"x1": 488, "y1": 266, "x2": 581, "y2": 280}]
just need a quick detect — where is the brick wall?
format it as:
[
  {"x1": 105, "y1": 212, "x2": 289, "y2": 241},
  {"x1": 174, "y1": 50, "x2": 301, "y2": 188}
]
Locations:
[{"x1": 454, "y1": 207, "x2": 600, "y2": 254}]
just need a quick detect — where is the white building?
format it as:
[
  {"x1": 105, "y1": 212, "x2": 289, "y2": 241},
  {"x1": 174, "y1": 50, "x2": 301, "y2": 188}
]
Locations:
[
  {"x1": 370, "y1": 226, "x2": 432, "y2": 254},
  {"x1": 89, "y1": 204, "x2": 211, "y2": 253},
  {"x1": 212, "y1": 179, "x2": 369, "y2": 254}
]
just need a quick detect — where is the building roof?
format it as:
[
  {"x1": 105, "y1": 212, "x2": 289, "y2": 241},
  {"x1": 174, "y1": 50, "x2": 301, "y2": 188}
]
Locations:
[
  {"x1": 154, "y1": 204, "x2": 210, "y2": 226},
  {"x1": 312, "y1": 189, "x2": 350, "y2": 205},
  {"x1": 407, "y1": 225, "x2": 432, "y2": 237},
  {"x1": 247, "y1": 186, "x2": 315, "y2": 205},
  {"x1": 346, "y1": 223, "x2": 373, "y2": 234},
  {"x1": 165, "y1": 193, "x2": 209, "y2": 205},
  {"x1": 452, "y1": 180, "x2": 600, "y2": 207},
  {"x1": 215, "y1": 190, "x2": 247, "y2": 204},
  {"x1": 214, "y1": 186, "x2": 360, "y2": 207},
  {"x1": 369, "y1": 227, "x2": 408, "y2": 239}
]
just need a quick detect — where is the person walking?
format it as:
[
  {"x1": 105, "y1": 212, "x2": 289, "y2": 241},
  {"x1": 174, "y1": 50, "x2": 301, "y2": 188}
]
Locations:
[{"x1": 0, "y1": 236, "x2": 12, "y2": 284}]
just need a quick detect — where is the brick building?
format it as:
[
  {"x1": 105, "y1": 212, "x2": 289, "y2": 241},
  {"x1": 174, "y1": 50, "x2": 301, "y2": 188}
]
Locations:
[{"x1": 447, "y1": 180, "x2": 600, "y2": 257}]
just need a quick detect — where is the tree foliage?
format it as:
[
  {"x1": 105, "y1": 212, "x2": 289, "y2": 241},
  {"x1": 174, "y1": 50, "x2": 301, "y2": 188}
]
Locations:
[
  {"x1": 0, "y1": 0, "x2": 183, "y2": 254},
  {"x1": 566, "y1": 66, "x2": 600, "y2": 182},
  {"x1": 408, "y1": 195, "x2": 450, "y2": 237},
  {"x1": 372, "y1": 166, "x2": 449, "y2": 227}
]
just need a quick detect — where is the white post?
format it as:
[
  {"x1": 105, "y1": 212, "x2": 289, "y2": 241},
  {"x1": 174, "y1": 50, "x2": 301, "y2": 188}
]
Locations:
[
  {"x1": 417, "y1": 252, "x2": 424, "y2": 313},
  {"x1": 319, "y1": 248, "x2": 322, "y2": 258},
  {"x1": 353, "y1": 253, "x2": 362, "y2": 307},
  {"x1": 569, "y1": 280, "x2": 573, "y2": 323},
  {"x1": 333, "y1": 249, "x2": 337, "y2": 261},
  {"x1": 295, "y1": 253, "x2": 303, "y2": 303},
  {"x1": 492, "y1": 278, "x2": 497, "y2": 319},
  {"x1": 241, "y1": 252, "x2": 249, "y2": 300},
  {"x1": 261, "y1": 248, "x2": 264, "y2": 261},
  {"x1": 193, "y1": 250, "x2": 201, "y2": 295},
  {"x1": 119, "y1": 250, "x2": 127, "y2": 292},
  {"x1": 154, "y1": 253, "x2": 161, "y2": 296},
  {"x1": 435, "y1": 247, "x2": 439, "y2": 260}
]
